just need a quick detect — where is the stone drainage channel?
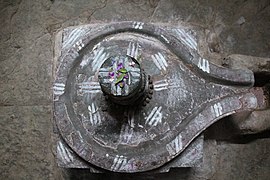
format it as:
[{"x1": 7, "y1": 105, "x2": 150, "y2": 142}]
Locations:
[{"x1": 53, "y1": 22, "x2": 270, "y2": 173}]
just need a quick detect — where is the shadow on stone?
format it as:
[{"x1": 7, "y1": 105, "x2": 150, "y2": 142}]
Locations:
[{"x1": 65, "y1": 168, "x2": 192, "y2": 180}]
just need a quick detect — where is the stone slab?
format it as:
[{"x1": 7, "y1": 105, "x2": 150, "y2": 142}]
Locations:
[
  {"x1": 0, "y1": 105, "x2": 63, "y2": 180},
  {"x1": 214, "y1": 139, "x2": 270, "y2": 180}
]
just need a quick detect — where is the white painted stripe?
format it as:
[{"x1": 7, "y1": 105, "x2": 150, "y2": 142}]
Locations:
[
  {"x1": 53, "y1": 83, "x2": 65, "y2": 96},
  {"x1": 154, "y1": 80, "x2": 169, "y2": 91},
  {"x1": 155, "y1": 54, "x2": 166, "y2": 71},
  {"x1": 130, "y1": 72, "x2": 141, "y2": 77},
  {"x1": 128, "y1": 110, "x2": 135, "y2": 128},
  {"x1": 128, "y1": 66, "x2": 140, "y2": 71},
  {"x1": 91, "y1": 47, "x2": 110, "y2": 71},
  {"x1": 145, "y1": 106, "x2": 163, "y2": 126},
  {"x1": 127, "y1": 72, "x2": 132, "y2": 85},
  {"x1": 133, "y1": 22, "x2": 144, "y2": 29},
  {"x1": 154, "y1": 87, "x2": 168, "y2": 91},
  {"x1": 78, "y1": 86, "x2": 101, "y2": 89},
  {"x1": 212, "y1": 102, "x2": 223, "y2": 117},
  {"x1": 111, "y1": 155, "x2": 127, "y2": 171},
  {"x1": 92, "y1": 51, "x2": 109, "y2": 71},
  {"x1": 78, "y1": 81, "x2": 101, "y2": 94},
  {"x1": 111, "y1": 83, "x2": 117, "y2": 95},
  {"x1": 57, "y1": 142, "x2": 70, "y2": 163},
  {"x1": 124, "y1": 78, "x2": 129, "y2": 94},
  {"x1": 89, "y1": 106, "x2": 93, "y2": 125},
  {"x1": 92, "y1": 47, "x2": 105, "y2": 65},
  {"x1": 99, "y1": 67, "x2": 110, "y2": 72},
  {"x1": 88, "y1": 103, "x2": 101, "y2": 125},
  {"x1": 98, "y1": 72, "x2": 110, "y2": 76},
  {"x1": 80, "y1": 56, "x2": 91, "y2": 68},
  {"x1": 161, "y1": 34, "x2": 170, "y2": 43},
  {"x1": 80, "y1": 90, "x2": 101, "y2": 93},
  {"x1": 127, "y1": 42, "x2": 131, "y2": 56},
  {"x1": 111, "y1": 155, "x2": 119, "y2": 170},
  {"x1": 102, "y1": 79, "x2": 114, "y2": 83},
  {"x1": 54, "y1": 83, "x2": 65, "y2": 87},
  {"x1": 158, "y1": 52, "x2": 168, "y2": 68},
  {"x1": 69, "y1": 51, "x2": 79, "y2": 59},
  {"x1": 73, "y1": 39, "x2": 85, "y2": 51},
  {"x1": 78, "y1": 82, "x2": 100, "y2": 85},
  {"x1": 151, "y1": 53, "x2": 167, "y2": 71},
  {"x1": 63, "y1": 27, "x2": 85, "y2": 49},
  {"x1": 76, "y1": 130, "x2": 84, "y2": 143},
  {"x1": 116, "y1": 86, "x2": 122, "y2": 95},
  {"x1": 134, "y1": 43, "x2": 139, "y2": 58},
  {"x1": 148, "y1": 106, "x2": 162, "y2": 126},
  {"x1": 152, "y1": 55, "x2": 162, "y2": 70},
  {"x1": 176, "y1": 29, "x2": 196, "y2": 49},
  {"x1": 154, "y1": 82, "x2": 169, "y2": 88},
  {"x1": 166, "y1": 142, "x2": 173, "y2": 156},
  {"x1": 146, "y1": 107, "x2": 158, "y2": 123},
  {"x1": 131, "y1": 43, "x2": 136, "y2": 57},
  {"x1": 53, "y1": 86, "x2": 65, "y2": 91},
  {"x1": 198, "y1": 58, "x2": 210, "y2": 73},
  {"x1": 175, "y1": 29, "x2": 197, "y2": 50},
  {"x1": 166, "y1": 134, "x2": 183, "y2": 156},
  {"x1": 58, "y1": 141, "x2": 73, "y2": 163},
  {"x1": 127, "y1": 42, "x2": 140, "y2": 59},
  {"x1": 120, "y1": 124, "x2": 134, "y2": 144},
  {"x1": 176, "y1": 29, "x2": 193, "y2": 49},
  {"x1": 154, "y1": 79, "x2": 167, "y2": 84},
  {"x1": 175, "y1": 134, "x2": 182, "y2": 152},
  {"x1": 91, "y1": 103, "x2": 96, "y2": 125}
]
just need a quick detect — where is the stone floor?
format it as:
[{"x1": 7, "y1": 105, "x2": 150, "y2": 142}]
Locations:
[{"x1": 0, "y1": 0, "x2": 270, "y2": 179}]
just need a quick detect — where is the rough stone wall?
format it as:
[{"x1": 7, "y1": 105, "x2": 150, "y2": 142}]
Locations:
[{"x1": 0, "y1": 0, "x2": 269, "y2": 179}]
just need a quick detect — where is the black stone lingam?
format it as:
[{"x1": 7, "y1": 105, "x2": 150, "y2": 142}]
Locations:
[{"x1": 98, "y1": 55, "x2": 147, "y2": 106}]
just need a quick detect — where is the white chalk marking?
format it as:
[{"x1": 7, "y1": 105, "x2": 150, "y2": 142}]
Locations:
[
  {"x1": 128, "y1": 110, "x2": 135, "y2": 128},
  {"x1": 153, "y1": 79, "x2": 187, "y2": 92},
  {"x1": 145, "y1": 106, "x2": 163, "y2": 126},
  {"x1": 151, "y1": 52, "x2": 168, "y2": 71},
  {"x1": 111, "y1": 155, "x2": 128, "y2": 171},
  {"x1": 127, "y1": 42, "x2": 140, "y2": 59},
  {"x1": 175, "y1": 29, "x2": 197, "y2": 50},
  {"x1": 138, "y1": 124, "x2": 144, "y2": 128},
  {"x1": 78, "y1": 81, "x2": 101, "y2": 94},
  {"x1": 76, "y1": 130, "x2": 84, "y2": 143},
  {"x1": 133, "y1": 21, "x2": 144, "y2": 29},
  {"x1": 198, "y1": 58, "x2": 210, "y2": 73},
  {"x1": 116, "y1": 86, "x2": 122, "y2": 96},
  {"x1": 91, "y1": 47, "x2": 110, "y2": 71},
  {"x1": 161, "y1": 34, "x2": 170, "y2": 43},
  {"x1": 119, "y1": 124, "x2": 134, "y2": 144},
  {"x1": 88, "y1": 103, "x2": 101, "y2": 125},
  {"x1": 53, "y1": 83, "x2": 65, "y2": 96},
  {"x1": 166, "y1": 134, "x2": 183, "y2": 156},
  {"x1": 80, "y1": 56, "x2": 91, "y2": 68},
  {"x1": 63, "y1": 27, "x2": 86, "y2": 49},
  {"x1": 212, "y1": 102, "x2": 223, "y2": 117},
  {"x1": 73, "y1": 39, "x2": 85, "y2": 51},
  {"x1": 57, "y1": 141, "x2": 73, "y2": 163},
  {"x1": 153, "y1": 79, "x2": 169, "y2": 91}
]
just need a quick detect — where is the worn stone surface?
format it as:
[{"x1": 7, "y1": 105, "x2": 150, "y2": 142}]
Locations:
[
  {"x1": 214, "y1": 139, "x2": 270, "y2": 180},
  {"x1": 224, "y1": 54, "x2": 270, "y2": 73},
  {"x1": 0, "y1": 0, "x2": 270, "y2": 179},
  {"x1": 222, "y1": 54, "x2": 270, "y2": 134},
  {"x1": 231, "y1": 110, "x2": 270, "y2": 134},
  {"x1": 0, "y1": 106, "x2": 65, "y2": 179}
]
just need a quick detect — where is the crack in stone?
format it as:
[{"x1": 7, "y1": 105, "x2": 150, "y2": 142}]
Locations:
[
  {"x1": 87, "y1": 0, "x2": 108, "y2": 21},
  {"x1": 149, "y1": 0, "x2": 161, "y2": 22}
]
